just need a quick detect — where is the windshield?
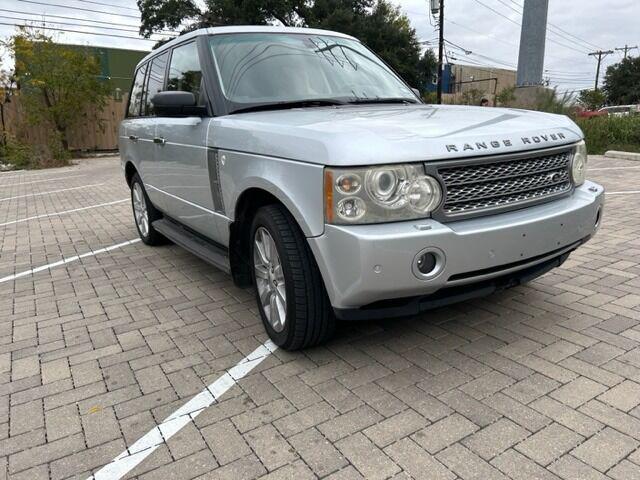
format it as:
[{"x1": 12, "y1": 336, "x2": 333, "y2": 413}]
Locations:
[{"x1": 208, "y1": 33, "x2": 416, "y2": 111}]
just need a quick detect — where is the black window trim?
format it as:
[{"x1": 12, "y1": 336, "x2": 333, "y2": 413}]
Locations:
[
  {"x1": 142, "y1": 50, "x2": 170, "y2": 117},
  {"x1": 165, "y1": 39, "x2": 210, "y2": 114},
  {"x1": 125, "y1": 61, "x2": 149, "y2": 119}
]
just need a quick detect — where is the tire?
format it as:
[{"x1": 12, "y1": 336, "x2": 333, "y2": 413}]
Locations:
[
  {"x1": 250, "y1": 204, "x2": 335, "y2": 350},
  {"x1": 130, "y1": 173, "x2": 167, "y2": 246}
]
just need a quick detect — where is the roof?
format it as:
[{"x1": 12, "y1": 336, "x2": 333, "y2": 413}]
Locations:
[{"x1": 137, "y1": 25, "x2": 357, "y2": 66}]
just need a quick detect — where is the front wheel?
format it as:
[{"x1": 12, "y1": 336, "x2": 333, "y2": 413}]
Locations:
[
  {"x1": 250, "y1": 204, "x2": 335, "y2": 350},
  {"x1": 130, "y1": 173, "x2": 166, "y2": 246}
]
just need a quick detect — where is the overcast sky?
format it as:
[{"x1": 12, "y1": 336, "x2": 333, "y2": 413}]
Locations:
[{"x1": 1, "y1": 0, "x2": 637, "y2": 93}]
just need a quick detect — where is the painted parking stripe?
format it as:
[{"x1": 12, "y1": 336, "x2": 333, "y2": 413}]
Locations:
[
  {"x1": 89, "y1": 339, "x2": 278, "y2": 480},
  {"x1": 606, "y1": 191, "x2": 640, "y2": 195},
  {"x1": 0, "y1": 199, "x2": 128, "y2": 227},
  {"x1": 0, "y1": 184, "x2": 103, "y2": 203},
  {"x1": 0, "y1": 174, "x2": 86, "y2": 188},
  {"x1": 0, "y1": 238, "x2": 141, "y2": 284}
]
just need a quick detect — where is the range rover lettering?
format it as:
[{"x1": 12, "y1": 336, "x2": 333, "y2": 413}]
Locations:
[{"x1": 120, "y1": 26, "x2": 604, "y2": 350}]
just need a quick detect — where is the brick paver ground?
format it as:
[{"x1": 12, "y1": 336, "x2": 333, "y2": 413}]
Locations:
[{"x1": 1, "y1": 155, "x2": 639, "y2": 479}]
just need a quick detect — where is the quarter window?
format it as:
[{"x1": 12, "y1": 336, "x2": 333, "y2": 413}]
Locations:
[
  {"x1": 127, "y1": 63, "x2": 147, "y2": 117},
  {"x1": 167, "y1": 42, "x2": 203, "y2": 101},
  {"x1": 144, "y1": 52, "x2": 169, "y2": 116}
]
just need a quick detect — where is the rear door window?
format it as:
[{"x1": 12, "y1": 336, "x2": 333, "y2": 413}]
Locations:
[
  {"x1": 127, "y1": 63, "x2": 147, "y2": 117},
  {"x1": 167, "y1": 42, "x2": 203, "y2": 102},
  {"x1": 144, "y1": 52, "x2": 169, "y2": 116}
]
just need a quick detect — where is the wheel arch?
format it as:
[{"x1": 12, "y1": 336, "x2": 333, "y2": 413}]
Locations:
[
  {"x1": 124, "y1": 161, "x2": 138, "y2": 188},
  {"x1": 229, "y1": 185, "x2": 319, "y2": 288}
]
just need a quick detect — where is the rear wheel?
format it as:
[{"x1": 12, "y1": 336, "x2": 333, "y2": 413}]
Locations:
[
  {"x1": 131, "y1": 173, "x2": 166, "y2": 246},
  {"x1": 250, "y1": 204, "x2": 335, "y2": 350}
]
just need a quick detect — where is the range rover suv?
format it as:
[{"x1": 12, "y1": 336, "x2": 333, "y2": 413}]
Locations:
[{"x1": 120, "y1": 26, "x2": 604, "y2": 350}]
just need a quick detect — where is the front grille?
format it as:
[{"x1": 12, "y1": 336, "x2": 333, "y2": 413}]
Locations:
[{"x1": 437, "y1": 149, "x2": 573, "y2": 218}]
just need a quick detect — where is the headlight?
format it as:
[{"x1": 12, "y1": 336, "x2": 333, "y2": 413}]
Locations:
[
  {"x1": 572, "y1": 140, "x2": 588, "y2": 186},
  {"x1": 325, "y1": 164, "x2": 442, "y2": 224}
]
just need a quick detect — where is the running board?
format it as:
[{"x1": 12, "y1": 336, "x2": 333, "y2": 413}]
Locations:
[{"x1": 152, "y1": 219, "x2": 231, "y2": 273}]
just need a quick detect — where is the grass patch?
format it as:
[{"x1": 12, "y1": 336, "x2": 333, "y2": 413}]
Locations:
[{"x1": 576, "y1": 115, "x2": 640, "y2": 155}]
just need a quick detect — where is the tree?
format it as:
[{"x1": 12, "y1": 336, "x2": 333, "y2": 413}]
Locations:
[
  {"x1": 9, "y1": 29, "x2": 111, "y2": 154},
  {"x1": 577, "y1": 89, "x2": 606, "y2": 110},
  {"x1": 415, "y1": 50, "x2": 438, "y2": 94},
  {"x1": 495, "y1": 86, "x2": 516, "y2": 107},
  {"x1": 138, "y1": 0, "x2": 423, "y2": 88},
  {"x1": 604, "y1": 56, "x2": 640, "y2": 105}
]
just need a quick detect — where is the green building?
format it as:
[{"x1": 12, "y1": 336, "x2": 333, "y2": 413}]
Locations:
[{"x1": 82, "y1": 45, "x2": 149, "y2": 96}]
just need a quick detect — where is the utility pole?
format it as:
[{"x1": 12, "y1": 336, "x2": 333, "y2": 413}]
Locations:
[
  {"x1": 516, "y1": 0, "x2": 549, "y2": 87},
  {"x1": 615, "y1": 44, "x2": 638, "y2": 59},
  {"x1": 436, "y1": 0, "x2": 445, "y2": 104},
  {"x1": 588, "y1": 50, "x2": 614, "y2": 90}
]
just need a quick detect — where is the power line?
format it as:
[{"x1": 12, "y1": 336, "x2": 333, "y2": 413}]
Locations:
[
  {"x1": 493, "y1": 0, "x2": 598, "y2": 53},
  {"x1": 471, "y1": 0, "x2": 593, "y2": 55},
  {"x1": 0, "y1": 8, "x2": 179, "y2": 34},
  {"x1": 0, "y1": 7, "x2": 140, "y2": 28},
  {"x1": 16, "y1": 0, "x2": 141, "y2": 19},
  {"x1": 72, "y1": 0, "x2": 139, "y2": 12},
  {"x1": 0, "y1": 20, "x2": 162, "y2": 41},
  {"x1": 445, "y1": 39, "x2": 517, "y2": 69},
  {"x1": 0, "y1": 14, "x2": 173, "y2": 36},
  {"x1": 505, "y1": 0, "x2": 604, "y2": 51}
]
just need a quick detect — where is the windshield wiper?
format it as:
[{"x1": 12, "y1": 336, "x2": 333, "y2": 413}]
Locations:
[
  {"x1": 346, "y1": 97, "x2": 419, "y2": 105},
  {"x1": 230, "y1": 99, "x2": 346, "y2": 114}
]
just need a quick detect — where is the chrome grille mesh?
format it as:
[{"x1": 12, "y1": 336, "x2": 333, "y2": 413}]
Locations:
[{"x1": 438, "y1": 150, "x2": 573, "y2": 217}]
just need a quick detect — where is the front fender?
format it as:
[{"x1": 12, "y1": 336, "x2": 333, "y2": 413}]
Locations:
[{"x1": 219, "y1": 150, "x2": 325, "y2": 237}]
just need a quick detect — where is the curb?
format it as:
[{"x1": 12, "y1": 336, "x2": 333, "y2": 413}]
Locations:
[{"x1": 605, "y1": 151, "x2": 640, "y2": 161}]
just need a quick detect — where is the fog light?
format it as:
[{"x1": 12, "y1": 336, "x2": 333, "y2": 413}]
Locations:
[
  {"x1": 417, "y1": 252, "x2": 437, "y2": 275},
  {"x1": 412, "y1": 247, "x2": 445, "y2": 280}
]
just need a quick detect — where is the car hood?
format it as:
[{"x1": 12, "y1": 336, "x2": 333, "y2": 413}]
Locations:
[{"x1": 211, "y1": 104, "x2": 582, "y2": 166}]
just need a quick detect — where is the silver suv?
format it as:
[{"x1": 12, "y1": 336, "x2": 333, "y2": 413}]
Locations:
[{"x1": 120, "y1": 26, "x2": 604, "y2": 350}]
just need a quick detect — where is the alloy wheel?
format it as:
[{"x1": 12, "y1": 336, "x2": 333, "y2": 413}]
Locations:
[
  {"x1": 132, "y1": 182, "x2": 149, "y2": 237},
  {"x1": 253, "y1": 227, "x2": 287, "y2": 332}
]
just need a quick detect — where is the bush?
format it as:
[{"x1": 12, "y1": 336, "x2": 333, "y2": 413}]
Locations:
[
  {"x1": 0, "y1": 134, "x2": 35, "y2": 169},
  {"x1": 576, "y1": 115, "x2": 640, "y2": 155},
  {"x1": 0, "y1": 132, "x2": 71, "y2": 169}
]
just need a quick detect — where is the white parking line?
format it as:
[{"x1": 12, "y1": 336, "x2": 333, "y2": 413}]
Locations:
[
  {"x1": 89, "y1": 339, "x2": 278, "y2": 480},
  {"x1": 0, "y1": 184, "x2": 103, "y2": 203},
  {"x1": 591, "y1": 166, "x2": 640, "y2": 171},
  {"x1": 0, "y1": 174, "x2": 86, "y2": 188},
  {"x1": 0, "y1": 238, "x2": 141, "y2": 284},
  {"x1": 606, "y1": 191, "x2": 640, "y2": 195},
  {"x1": 0, "y1": 199, "x2": 129, "y2": 227}
]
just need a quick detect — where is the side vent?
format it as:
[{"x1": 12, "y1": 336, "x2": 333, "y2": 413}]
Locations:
[{"x1": 208, "y1": 148, "x2": 225, "y2": 214}]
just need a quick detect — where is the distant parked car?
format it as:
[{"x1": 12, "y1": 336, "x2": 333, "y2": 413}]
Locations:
[
  {"x1": 576, "y1": 108, "x2": 608, "y2": 119},
  {"x1": 598, "y1": 105, "x2": 640, "y2": 117}
]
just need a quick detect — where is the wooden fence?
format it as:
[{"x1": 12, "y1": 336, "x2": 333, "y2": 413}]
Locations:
[{"x1": 2, "y1": 94, "x2": 127, "y2": 151}]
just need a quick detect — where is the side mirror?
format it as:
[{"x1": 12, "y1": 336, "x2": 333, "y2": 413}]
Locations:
[
  {"x1": 151, "y1": 91, "x2": 207, "y2": 117},
  {"x1": 411, "y1": 87, "x2": 421, "y2": 98}
]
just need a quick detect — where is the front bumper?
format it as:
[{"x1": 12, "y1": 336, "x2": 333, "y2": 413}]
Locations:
[{"x1": 308, "y1": 181, "x2": 604, "y2": 313}]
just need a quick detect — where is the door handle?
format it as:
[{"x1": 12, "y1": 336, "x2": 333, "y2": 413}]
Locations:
[
  {"x1": 128, "y1": 135, "x2": 138, "y2": 141},
  {"x1": 153, "y1": 137, "x2": 166, "y2": 145}
]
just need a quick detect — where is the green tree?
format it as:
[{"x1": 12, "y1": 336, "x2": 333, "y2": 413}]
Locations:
[
  {"x1": 604, "y1": 57, "x2": 640, "y2": 105},
  {"x1": 9, "y1": 29, "x2": 111, "y2": 155},
  {"x1": 138, "y1": 0, "x2": 423, "y2": 88},
  {"x1": 577, "y1": 89, "x2": 606, "y2": 110},
  {"x1": 415, "y1": 50, "x2": 438, "y2": 94},
  {"x1": 495, "y1": 86, "x2": 516, "y2": 107}
]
